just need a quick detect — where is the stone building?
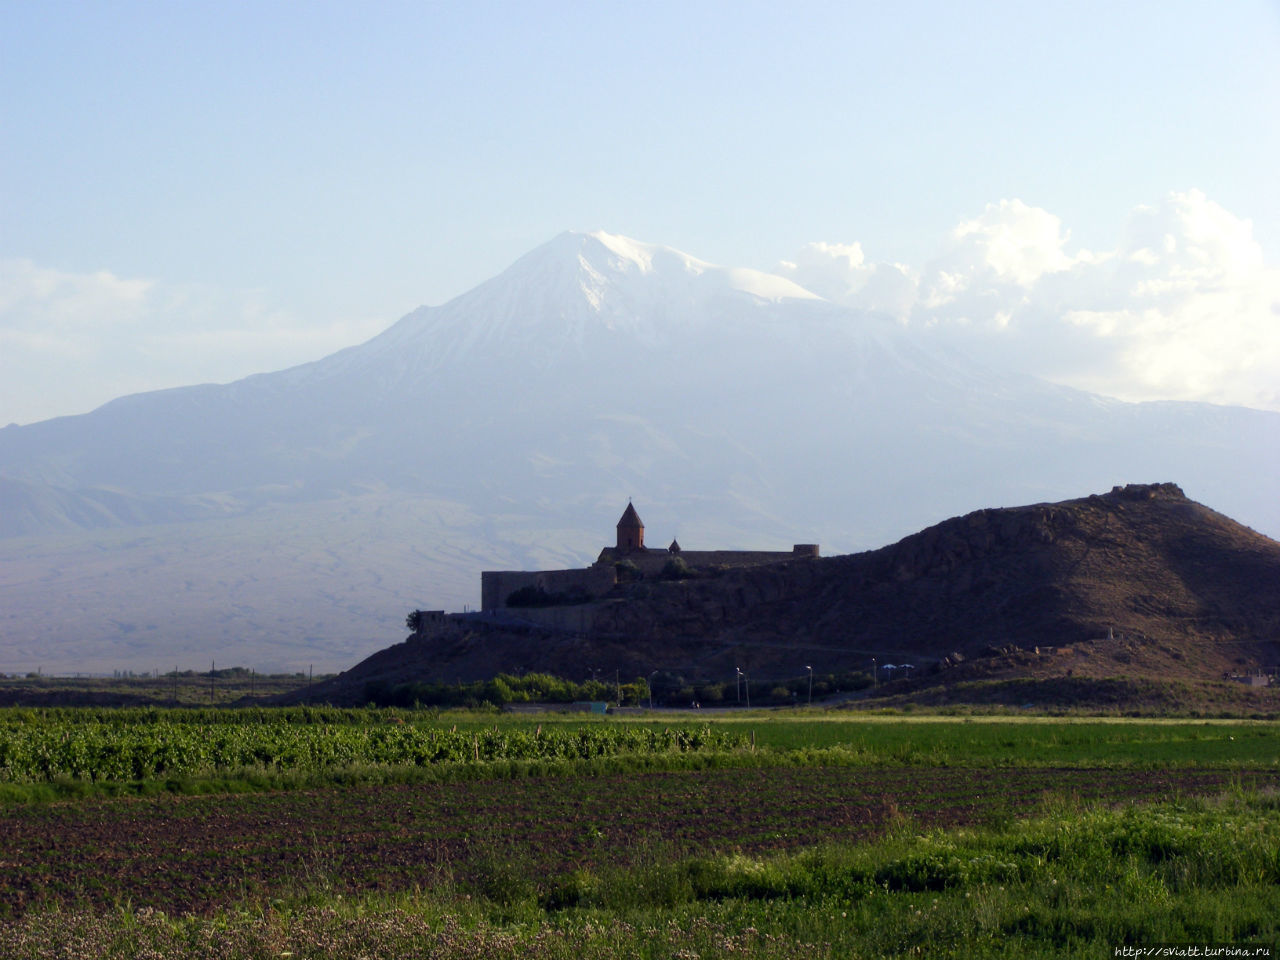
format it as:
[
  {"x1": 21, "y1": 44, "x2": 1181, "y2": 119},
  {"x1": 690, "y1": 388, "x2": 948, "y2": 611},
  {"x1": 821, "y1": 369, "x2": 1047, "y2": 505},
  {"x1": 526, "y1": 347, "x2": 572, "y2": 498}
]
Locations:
[{"x1": 479, "y1": 503, "x2": 818, "y2": 612}]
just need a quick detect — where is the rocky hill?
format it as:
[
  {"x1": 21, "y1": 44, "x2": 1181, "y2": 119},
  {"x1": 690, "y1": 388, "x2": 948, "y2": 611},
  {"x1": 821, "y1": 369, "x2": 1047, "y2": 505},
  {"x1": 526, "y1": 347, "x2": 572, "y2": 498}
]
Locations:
[{"x1": 304, "y1": 483, "x2": 1280, "y2": 708}]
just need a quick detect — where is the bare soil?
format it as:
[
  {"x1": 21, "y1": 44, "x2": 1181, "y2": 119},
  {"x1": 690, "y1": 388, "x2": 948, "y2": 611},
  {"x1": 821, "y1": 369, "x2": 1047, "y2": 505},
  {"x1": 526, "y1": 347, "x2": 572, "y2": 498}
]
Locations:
[{"x1": 2, "y1": 764, "x2": 1273, "y2": 918}]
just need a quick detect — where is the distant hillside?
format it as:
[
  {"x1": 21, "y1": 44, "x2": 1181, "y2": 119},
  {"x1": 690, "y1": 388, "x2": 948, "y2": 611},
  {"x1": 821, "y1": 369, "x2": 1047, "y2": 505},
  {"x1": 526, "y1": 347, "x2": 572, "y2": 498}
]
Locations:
[
  {"x1": 2, "y1": 230, "x2": 1278, "y2": 676},
  {"x1": 305, "y1": 483, "x2": 1280, "y2": 709}
]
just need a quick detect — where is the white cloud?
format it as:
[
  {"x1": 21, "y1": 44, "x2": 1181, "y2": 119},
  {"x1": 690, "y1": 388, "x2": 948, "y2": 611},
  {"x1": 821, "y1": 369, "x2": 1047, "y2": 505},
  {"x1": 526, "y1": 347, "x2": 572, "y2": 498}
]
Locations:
[
  {"x1": 783, "y1": 191, "x2": 1280, "y2": 411},
  {"x1": 946, "y1": 199, "x2": 1080, "y2": 286},
  {"x1": 0, "y1": 260, "x2": 387, "y2": 425},
  {"x1": 777, "y1": 241, "x2": 916, "y2": 320}
]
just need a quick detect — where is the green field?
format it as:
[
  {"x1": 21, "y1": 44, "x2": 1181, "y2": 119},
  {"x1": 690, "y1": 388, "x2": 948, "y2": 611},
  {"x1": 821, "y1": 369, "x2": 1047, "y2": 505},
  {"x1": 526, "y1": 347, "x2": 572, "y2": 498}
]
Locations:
[
  {"x1": 0, "y1": 707, "x2": 739, "y2": 790},
  {"x1": 1, "y1": 708, "x2": 1276, "y2": 958},
  {"x1": 0, "y1": 670, "x2": 331, "y2": 707},
  {"x1": 721, "y1": 713, "x2": 1280, "y2": 766}
]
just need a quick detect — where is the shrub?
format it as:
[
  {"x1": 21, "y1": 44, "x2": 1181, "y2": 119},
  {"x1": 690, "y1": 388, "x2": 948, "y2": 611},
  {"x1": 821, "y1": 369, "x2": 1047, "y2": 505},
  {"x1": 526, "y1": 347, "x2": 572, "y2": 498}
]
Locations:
[
  {"x1": 614, "y1": 560, "x2": 642, "y2": 582},
  {"x1": 660, "y1": 557, "x2": 694, "y2": 580}
]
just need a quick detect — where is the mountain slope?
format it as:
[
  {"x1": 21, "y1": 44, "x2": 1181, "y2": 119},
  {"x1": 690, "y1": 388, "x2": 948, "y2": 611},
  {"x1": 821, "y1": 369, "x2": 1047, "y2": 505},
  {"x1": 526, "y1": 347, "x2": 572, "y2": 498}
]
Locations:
[{"x1": 0, "y1": 231, "x2": 1278, "y2": 674}]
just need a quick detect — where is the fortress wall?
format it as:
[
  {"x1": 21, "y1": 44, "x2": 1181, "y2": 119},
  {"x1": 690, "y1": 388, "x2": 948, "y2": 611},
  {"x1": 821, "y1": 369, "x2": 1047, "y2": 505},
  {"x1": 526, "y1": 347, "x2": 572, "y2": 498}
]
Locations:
[
  {"x1": 676, "y1": 549, "x2": 814, "y2": 569},
  {"x1": 678, "y1": 550, "x2": 790, "y2": 568},
  {"x1": 609, "y1": 546, "x2": 820, "y2": 577},
  {"x1": 481, "y1": 566, "x2": 616, "y2": 611},
  {"x1": 497, "y1": 602, "x2": 609, "y2": 633}
]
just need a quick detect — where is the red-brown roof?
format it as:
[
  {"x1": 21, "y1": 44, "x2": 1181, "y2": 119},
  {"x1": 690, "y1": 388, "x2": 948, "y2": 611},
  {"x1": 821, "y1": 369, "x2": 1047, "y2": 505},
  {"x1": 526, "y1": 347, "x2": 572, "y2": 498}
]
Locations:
[{"x1": 617, "y1": 502, "x2": 644, "y2": 528}]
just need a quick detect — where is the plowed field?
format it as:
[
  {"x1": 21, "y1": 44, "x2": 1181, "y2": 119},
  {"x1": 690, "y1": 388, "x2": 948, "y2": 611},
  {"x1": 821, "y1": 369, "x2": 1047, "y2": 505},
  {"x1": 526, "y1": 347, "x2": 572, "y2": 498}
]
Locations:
[{"x1": 4, "y1": 764, "x2": 1272, "y2": 918}]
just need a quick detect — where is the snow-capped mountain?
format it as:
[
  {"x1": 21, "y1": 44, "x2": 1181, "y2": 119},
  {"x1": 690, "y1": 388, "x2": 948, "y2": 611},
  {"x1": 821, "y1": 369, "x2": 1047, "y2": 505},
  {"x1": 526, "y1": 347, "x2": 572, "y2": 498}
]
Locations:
[{"x1": 1, "y1": 231, "x2": 1278, "y2": 673}]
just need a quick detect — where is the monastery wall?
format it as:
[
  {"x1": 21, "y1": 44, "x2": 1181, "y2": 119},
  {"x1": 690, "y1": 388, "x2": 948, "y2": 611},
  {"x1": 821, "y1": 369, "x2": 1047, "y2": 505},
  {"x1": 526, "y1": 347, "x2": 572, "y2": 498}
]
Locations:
[
  {"x1": 481, "y1": 565, "x2": 616, "y2": 612},
  {"x1": 491, "y1": 601, "x2": 610, "y2": 633}
]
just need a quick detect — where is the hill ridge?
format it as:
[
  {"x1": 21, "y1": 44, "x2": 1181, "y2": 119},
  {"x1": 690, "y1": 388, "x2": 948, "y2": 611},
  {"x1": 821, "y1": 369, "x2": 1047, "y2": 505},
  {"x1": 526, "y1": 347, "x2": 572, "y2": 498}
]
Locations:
[{"x1": 305, "y1": 483, "x2": 1280, "y2": 705}]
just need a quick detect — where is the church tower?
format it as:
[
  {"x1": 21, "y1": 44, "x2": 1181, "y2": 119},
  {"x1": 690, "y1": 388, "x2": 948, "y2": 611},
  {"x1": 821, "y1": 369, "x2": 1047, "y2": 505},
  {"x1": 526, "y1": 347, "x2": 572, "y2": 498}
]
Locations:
[{"x1": 616, "y1": 502, "x2": 645, "y2": 552}]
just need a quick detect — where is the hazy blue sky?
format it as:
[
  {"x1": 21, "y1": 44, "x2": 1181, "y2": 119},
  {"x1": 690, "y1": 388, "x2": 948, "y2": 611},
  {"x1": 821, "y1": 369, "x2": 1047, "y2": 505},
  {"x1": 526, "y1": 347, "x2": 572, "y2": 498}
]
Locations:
[{"x1": 3, "y1": 1, "x2": 1279, "y2": 424}]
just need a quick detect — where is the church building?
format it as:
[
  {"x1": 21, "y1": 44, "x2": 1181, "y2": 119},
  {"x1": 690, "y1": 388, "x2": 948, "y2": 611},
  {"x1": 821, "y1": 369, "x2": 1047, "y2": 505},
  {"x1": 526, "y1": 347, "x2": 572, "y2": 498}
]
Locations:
[{"x1": 479, "y1": 503, "x2": 818, "y2": 612}]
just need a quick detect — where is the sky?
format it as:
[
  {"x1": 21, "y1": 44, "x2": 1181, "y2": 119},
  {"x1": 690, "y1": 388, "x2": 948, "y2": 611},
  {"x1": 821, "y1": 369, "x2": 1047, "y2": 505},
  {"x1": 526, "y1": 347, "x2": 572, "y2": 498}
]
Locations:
[{"x1": 2, "y1": 1, "x2": 1279, "y2": 425}]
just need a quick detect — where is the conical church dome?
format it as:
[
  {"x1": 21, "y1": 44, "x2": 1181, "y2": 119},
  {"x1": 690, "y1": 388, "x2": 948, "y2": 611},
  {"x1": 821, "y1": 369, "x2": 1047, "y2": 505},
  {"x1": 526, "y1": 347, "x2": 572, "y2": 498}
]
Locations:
[{"x1": 616, "y1": 502, "x2": 644, "y2": 551}]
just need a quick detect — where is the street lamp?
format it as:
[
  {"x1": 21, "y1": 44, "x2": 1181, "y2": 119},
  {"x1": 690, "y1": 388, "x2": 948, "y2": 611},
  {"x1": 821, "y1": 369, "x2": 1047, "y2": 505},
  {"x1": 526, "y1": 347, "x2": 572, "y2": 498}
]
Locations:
[
  {"x1": 872, "y1": 657, "x2": 877, "y2": 688},
  {"x1": 648, "y1": 670, "x2": 658, "y2": 709},
  {"x1": 735, "y1": 667, "x2": 742, "y2": 704},
  {"x1": 806, "y1": 665, "x2": 813, "y2": 705}
]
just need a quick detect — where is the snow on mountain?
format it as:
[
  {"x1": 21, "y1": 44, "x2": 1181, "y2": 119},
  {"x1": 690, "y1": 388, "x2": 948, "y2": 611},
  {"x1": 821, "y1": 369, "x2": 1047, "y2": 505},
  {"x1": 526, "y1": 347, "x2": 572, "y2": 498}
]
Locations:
[
  {"x1": 0, "y1": 230, "x2": 1278, "y2": 673},
  {"x1": 316, "y1": 231, "x2": 824, "y2": 381}
]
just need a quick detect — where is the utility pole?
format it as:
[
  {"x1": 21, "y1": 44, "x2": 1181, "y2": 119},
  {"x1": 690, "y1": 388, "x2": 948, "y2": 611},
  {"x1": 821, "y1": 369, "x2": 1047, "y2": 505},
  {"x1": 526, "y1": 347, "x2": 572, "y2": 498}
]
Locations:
[
  {"x1": 210, "y1": 660, "x2": 215, "y2": 705},
  {"x1": 806, "y1": 665, "x2": 813, "y2": 705}
]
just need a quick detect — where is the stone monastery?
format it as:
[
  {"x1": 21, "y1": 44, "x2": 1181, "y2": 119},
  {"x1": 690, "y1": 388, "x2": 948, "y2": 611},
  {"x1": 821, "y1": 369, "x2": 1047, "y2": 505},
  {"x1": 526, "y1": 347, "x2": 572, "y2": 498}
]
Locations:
[{"x1": 480, "y1": 503, "x2": 819, "y2": 612}]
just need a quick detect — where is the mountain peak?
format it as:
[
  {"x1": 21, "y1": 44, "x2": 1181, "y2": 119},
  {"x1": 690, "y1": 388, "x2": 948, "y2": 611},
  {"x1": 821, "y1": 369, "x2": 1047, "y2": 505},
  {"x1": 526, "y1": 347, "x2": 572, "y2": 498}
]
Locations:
[
  {"x1": 580, "y1": 231, "x2": 663, "y2": 272},
  {"x1": 521, "y1": 230, "x2": 823, "y2": 306}
]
